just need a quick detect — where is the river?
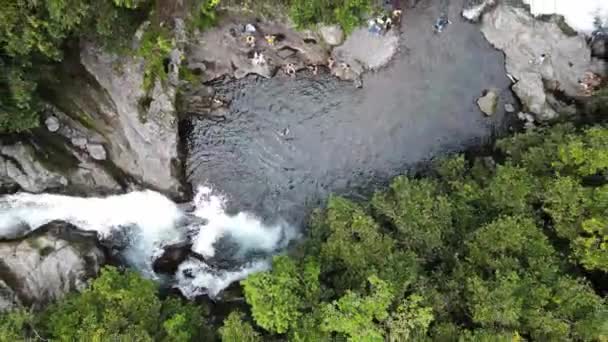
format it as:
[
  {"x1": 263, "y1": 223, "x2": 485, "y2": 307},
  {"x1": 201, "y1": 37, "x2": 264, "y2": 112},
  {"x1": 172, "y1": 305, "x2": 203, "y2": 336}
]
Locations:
[{"x1": 1, "y1": 0, "x2": 515, "y2": 299}]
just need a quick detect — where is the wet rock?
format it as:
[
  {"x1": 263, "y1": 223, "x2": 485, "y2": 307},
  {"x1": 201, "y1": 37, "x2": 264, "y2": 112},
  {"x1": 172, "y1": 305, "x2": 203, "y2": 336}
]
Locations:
[
  {"x1": 462, "y1": 0, "x2": 497, "y2": 22},
  {"x1": 480, "y1": 4, "x2": 598, "y2": 120},
  {"x1": 477, "y1": 89, "x2": 498, "y2": 116},
  {"x1": 153, "y1": 241, "x2": 193, "y2": 275},
  {"x1": 45, "y1": 116, "x2": 60, "y2": 132},
  {"x1": 333, "y1": 28, "x2": 399, "y2": 71},
  {"x1": 504, "y1": 103, "x2": 515, "y2": 112},
  {"x1": 86, "y1": 143, "x2": 107, "y2": 161},
  {"x1": 319, "y1": 25, "x2": 344, "y2": 46},
  {"x1": 0, "y1": 221, "x2": 105, "y2": 311}
]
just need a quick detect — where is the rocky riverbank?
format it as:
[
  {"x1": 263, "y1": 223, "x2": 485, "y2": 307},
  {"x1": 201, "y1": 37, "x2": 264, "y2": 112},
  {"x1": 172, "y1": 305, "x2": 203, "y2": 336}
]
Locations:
[{"x1": 0, "y1": 221, "x2": 105, "y2": 311}]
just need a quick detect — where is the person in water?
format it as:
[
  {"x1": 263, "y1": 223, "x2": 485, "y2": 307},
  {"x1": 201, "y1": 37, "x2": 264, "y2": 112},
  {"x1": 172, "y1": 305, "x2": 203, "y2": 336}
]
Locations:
[{"x1": 434, "y1": 14, "x2": 451, "y2": 33}]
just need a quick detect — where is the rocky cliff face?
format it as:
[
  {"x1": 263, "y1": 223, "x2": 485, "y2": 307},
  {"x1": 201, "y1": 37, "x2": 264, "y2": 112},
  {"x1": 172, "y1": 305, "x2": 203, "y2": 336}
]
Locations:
[
  {"x1": 0, "y1": 221, "x2": 105, "y2": 311},
  {"x1": 0, "y1": 21, "x2": 186, "y2": 198},
  {"x1": 79, "y1": 42, "x2": 182, "y2": 196}
]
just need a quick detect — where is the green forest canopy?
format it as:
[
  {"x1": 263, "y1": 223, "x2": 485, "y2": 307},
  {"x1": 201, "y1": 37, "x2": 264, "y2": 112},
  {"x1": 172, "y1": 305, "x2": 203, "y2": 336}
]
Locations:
[{"x1": 2, "y1": 123, "x2": 607, "y2": 341}]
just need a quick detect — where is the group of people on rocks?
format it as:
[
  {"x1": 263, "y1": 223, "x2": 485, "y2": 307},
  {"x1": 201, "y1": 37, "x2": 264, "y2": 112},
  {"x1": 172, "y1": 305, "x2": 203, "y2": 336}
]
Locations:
[
  {"x1": 243, "y1": 5, "x2": 406, "y2": 79},
  {"x1": 368, "y1": 9, "x2": 403, "y2": 35}
]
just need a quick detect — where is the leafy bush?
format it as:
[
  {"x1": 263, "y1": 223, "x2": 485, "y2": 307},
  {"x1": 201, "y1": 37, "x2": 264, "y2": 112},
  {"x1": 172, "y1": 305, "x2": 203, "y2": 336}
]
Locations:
[
  {"x1": 196, "y1": 0, "x2": 222, "y2": 30},
  {"x1": 288, "y1": 0, "x2": 373, "y2": 33},
  {"x1": 137, "y1": 27, "x2": 174, "y2": 94}
]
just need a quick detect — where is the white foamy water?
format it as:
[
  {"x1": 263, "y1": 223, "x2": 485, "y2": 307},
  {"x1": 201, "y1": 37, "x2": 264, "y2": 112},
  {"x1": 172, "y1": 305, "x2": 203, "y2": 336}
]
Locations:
[
  {"x1": 523, "y1": 0, "x2": 608, "y2": 34},
  {"x1": 0, "y1": 186, "x2": 297, "y2": 298},
  {"x1": 176, "y1": 258, "x2": 270, "y2": 298},
  {"x1": 190, "y1": 186, "x2": 297, "y2": 258}
]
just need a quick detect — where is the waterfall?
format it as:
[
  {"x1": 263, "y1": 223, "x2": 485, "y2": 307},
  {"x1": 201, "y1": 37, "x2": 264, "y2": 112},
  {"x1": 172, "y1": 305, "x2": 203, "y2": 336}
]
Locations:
[{"x1": 0, "y1": 186, "x2": 297, "y2": 299}]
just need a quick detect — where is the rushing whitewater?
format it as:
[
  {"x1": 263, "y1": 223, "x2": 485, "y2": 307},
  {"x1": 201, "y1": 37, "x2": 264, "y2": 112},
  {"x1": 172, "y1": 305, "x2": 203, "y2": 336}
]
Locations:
[
  {"x1": 523, "y1": 0, "x2": 608, "y2": 34},
  {"x1": 0, "y1": 186, "x2": 297, "y2": 298}
]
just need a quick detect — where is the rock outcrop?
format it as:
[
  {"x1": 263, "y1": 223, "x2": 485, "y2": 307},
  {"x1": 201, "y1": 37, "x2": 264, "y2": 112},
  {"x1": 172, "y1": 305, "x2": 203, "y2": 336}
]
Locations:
[
  {"x1": 333, "y1": 28, "x2": 400, "y2": 72},
  {"x1": 0, "y1": 141, "x2": 120, "y2": 195},
  {"x1": 477, "y1": 89, "x2": 499, "y2": 115},
  {"x1": 187, "y1": 16, "x2": 328, "y2": 82},
  {"x1": 80, "y1": 41, "x2": 182, "y2": 196},
  {"x1": 480, "y1": 4, "x2": 603, "y2": 120},
  {"x1": 0, "y1": 221, "x2": 105, "y2": 311}
]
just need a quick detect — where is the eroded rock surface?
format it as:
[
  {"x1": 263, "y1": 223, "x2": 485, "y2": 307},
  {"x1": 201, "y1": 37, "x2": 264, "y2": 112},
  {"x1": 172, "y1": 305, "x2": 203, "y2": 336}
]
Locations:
[
  {"x1": 480, "y1": 4, "x2": 602, "y2": 120},
  {"x1": 0, "y1": 221, "x2": 105, "y2": 311}
]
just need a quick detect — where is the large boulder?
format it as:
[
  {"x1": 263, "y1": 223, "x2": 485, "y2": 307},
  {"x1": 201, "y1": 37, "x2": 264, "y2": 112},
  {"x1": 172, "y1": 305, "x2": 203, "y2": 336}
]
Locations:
[
  {"x1": 0, "y1": 221, "x2": 105, "y2": 311},
  {"x1": 480, "y1": 4, "x2": 601, "y2": 120},
  {"x1": 477, "y1": 89, "x2": 499, "y2": 116},
  {"x1": 333, "y1": 28, "x2": 400, "y2": 71}
]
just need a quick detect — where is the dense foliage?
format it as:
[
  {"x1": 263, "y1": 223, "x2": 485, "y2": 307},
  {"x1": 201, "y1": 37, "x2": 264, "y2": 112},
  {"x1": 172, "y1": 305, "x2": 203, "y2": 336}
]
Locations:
[
  {"x1": 229, "y1": 123, "x2": 608, "y2": 341},
  {"x1": 0, "y1": 0, "x2": 150, "y2": 133},
  {"x1": 1, "y1": 125, "x2": 607, "y2": 341},
  {"x1": 0, "y1": 266, "x2": 206, "y2": 341},
  {"x1": 289, "y1": 0, "x2": 374, "y2": 33}
]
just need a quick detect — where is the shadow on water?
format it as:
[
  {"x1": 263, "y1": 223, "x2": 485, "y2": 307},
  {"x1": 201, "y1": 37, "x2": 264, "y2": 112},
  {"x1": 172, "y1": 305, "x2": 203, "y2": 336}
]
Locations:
[{"x1": 184, "y1": 0, "x2": 516, "y2": 225}]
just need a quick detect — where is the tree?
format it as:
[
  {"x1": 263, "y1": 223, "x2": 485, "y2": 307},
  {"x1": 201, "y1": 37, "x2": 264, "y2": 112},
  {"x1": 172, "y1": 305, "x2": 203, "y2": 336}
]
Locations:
[
  {"x1": 241, "y1": 255, "x2": 320, "y2": 334},
  {"x1": 219, "y1": 311, "x2": 261, "y2": 342},
  {"x1": 385, "y1": 294, "x2": 434, "y2": 342},
  {"x1": 310, "y1": 196, "x2": 417, "y2": 294},
  {"x1": 483, "y1": 164, "x2": 537, "y2": 216},
  {"x1": 158, "y1": 297, "x2": 205, "y2": 342},
  {"x1": 320, "y1": 276, "x2": 394, "y2": 342},
  {"x1": 371, "y1": 176, "x2": 453, "y2": 260},
  {"x1": 463, "y1": 216, "x2": 607, "y2": 340},
  {"x1": 41, "y1": 266, "x2": 204, "y2": 341},
  {"x1": 0, "y1": 309, "x2": 36, "y2": 342}
]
